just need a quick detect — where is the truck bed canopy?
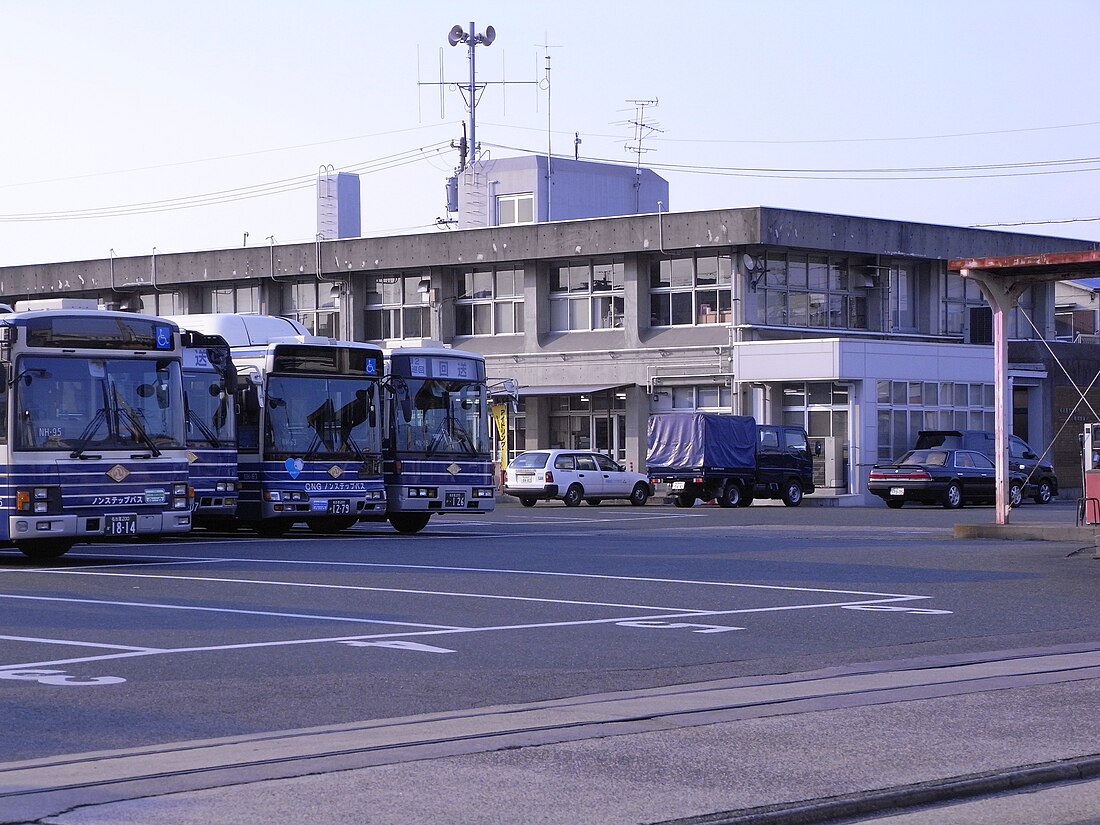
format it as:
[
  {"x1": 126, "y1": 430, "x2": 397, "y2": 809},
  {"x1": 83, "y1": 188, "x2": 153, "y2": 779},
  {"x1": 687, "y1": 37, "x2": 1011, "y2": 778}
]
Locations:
[{"x1": 646, "y1": 413, "x2": 757, "y2": 470}]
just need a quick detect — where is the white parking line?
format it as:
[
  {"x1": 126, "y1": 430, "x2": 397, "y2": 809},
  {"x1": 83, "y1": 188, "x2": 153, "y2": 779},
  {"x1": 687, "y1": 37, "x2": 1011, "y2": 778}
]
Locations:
[
  {"x1": 21, "y1": 553, "x2": 928, "y2": 600},
  {"x1": 0, "y1": 634, "x2": 162, "y2": 652},
  {"x1": 0, "y1": 593, "x2": 468, "y2": 630},
  {"x1": 0, "y1": 554, "x2": 933, "y2": 676},
  {"x1": 0, "y1": 595, "x2": 921, "y2": 673}
]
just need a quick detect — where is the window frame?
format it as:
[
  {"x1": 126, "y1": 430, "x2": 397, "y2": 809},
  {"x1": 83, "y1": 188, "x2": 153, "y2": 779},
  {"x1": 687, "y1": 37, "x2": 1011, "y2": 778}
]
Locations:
[
  {"x1": 363, "y1": 273, "x2": 430, "y2": 341},
  {"x1": 454, "y1": 265, "x2": 525, "y2": 337},
  {"x1": 549, "y1": 258, "x2": 625, "y2": 332},
  {"x1": 648, "y1": 253, "x2": 732, "y2": 328}
]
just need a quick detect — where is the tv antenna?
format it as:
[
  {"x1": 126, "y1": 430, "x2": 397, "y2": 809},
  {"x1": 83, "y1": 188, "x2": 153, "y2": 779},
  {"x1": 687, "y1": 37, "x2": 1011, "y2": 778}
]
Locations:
[{"x1": 618, "y1": 98, "x2": 663, "y2": 174}]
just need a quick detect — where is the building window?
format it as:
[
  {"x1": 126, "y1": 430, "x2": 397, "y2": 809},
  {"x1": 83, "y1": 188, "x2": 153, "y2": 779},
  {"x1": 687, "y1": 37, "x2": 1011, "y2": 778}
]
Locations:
[
  {"x1": 550, "y1": 258, "x2": 625, "y2": 331},
  {"x1": 455, "y1": 265, "x2": 524, "y2": 337},
  {"x1": 287, "y1": 281, "x2": 338, "y2": 337},
  {"x1": 497, "y1": 193, "x2": 534, "y2": 226},
  {"x1": 888, "y1": 262, "x2": 918, "y2": 333},
  {"x1": 548, "y1": 390, "x2": 627, "y2": 459},
  {"x1": 943, "y1": 272, "x2": 986, "y2": 337},
  {"x1": 649, "y1": 253, "x2": 732, "y2": 327},
  {"x1": 753, "y1": 253, "x2": 867, "y2": 330},
  {"x1": 364, "y1": 273, "x2": 429, "y2": 341},
  {"x1": 876, "y1": 378, "x2": 994, "y2": 461},
  {"x1": 1008, "y1": 285, "x2": 1039, "y2": 340},
  {"x1": 203, "y1": 285, "x2": 257, "y2": 315},
  {"x1": 666, "y1": 384, "x2": 732, "y2": 411},
  {"x1": 137, "y1": 291, "x2": 181, "y2": 315}
]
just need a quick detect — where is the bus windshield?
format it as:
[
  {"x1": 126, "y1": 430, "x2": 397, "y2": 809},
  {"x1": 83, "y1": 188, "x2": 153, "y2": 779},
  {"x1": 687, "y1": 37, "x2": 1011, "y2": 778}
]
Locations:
[
  {"x1": 393, "y1": 377, "x2": 489, "y2": 457},
  {"x1": 264, "y1": 375, "x2": 380, "y2": 458},
  {"x1": 183, "y1": 371, "x2": 236, "y2": 449},
  {"x1": 14, "y1": 355, "x2": 185, "y2": 452}
]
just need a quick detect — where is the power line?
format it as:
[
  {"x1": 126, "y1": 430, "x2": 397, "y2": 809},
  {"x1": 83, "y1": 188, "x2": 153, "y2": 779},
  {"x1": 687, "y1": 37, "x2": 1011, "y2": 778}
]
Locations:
[
  {"x1": 0, "y1": 124, "x2": 454, "y2": 190},
  {"x1": 0, "y1": 143, "x2": 452, "y2": 223},
  {"x1": 481, "y1": 142, "x2": 1100, "y2": 181},
  {"x1": 480, "y1": 118, "x2": 1100, "y2": 146},
  {"x1": 971, "y1": 216, "x2": 1100, "y2": 228}
]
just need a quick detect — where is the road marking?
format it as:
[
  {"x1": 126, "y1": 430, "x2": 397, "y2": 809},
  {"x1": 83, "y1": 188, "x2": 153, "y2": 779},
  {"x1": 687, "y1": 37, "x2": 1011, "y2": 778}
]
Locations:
[
  {"x1": 6, "y1": 570, "x2": 811, "y2": 614},
  {"x1": 0, "y1": 593, "x2": 467, "y2": 630},
  {"x1": 0, "y1": 595, "x2": 922, "y2": 672},
  {"x1": 23, "y1": 553, "x2": 928, "y2": 600},
  {"x1": 0, "y1": 635, "x2": 163, "y2": 652},
  {"x1": 0, "y1": 553, "x2": 935, "y2": 680}
]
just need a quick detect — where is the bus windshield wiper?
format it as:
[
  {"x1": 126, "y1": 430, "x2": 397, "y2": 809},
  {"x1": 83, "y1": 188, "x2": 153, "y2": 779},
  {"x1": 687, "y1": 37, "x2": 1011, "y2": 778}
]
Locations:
[
  {"x1": 117, "y1": 407, "x2": 162, "y2": 457},
  {"x1": 70, "y1": 408, "x2": 108, "y2": 459},
  {"x1": 186, "y1": 408, "x2": 221, "y2": 448}
]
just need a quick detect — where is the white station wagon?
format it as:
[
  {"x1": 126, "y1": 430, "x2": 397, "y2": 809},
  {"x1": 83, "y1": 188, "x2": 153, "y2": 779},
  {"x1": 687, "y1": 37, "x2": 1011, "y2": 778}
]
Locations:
[{"x1": 503, "y1": 449, "x2": 652, "y2": 507}]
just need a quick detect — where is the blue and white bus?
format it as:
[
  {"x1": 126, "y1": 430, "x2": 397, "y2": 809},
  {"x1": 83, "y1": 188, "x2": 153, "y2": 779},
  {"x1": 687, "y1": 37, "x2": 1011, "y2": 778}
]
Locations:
[
  {"x1": 0, "y1": 300, "x2": 192, "y2": 559},
  {"x1": 179, "y1": 330, "x2": 238, "y2": 527},
  {"x1": 169, "y1": 315, "x2": 387, "y2": 536},
  {"x1": 381, "y1": 342, "x2": 496, "y2": 534}
]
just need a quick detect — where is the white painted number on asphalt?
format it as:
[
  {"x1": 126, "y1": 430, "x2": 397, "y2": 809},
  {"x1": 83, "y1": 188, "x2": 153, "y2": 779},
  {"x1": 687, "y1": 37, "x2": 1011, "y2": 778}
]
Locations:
[
  {"x1": 842, "y1": 605, "x2": 953, "y2": 615},
  {"x1": 342, "y1": 640, "x2": 456, "y2": 653},
  {"x1": 0, "y1": 668, "x2": 126, "y2": 686},
  {"x1": 616, "y1": 620, "x2": 745, "y2": 633}
]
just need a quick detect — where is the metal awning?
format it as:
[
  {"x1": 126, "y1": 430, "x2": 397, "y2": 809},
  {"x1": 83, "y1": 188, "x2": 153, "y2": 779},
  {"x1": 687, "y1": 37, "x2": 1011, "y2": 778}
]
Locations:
[
  {"x1": 948, "y1": 249, "x2": 1100, "y2": 526},
  {"x1": 517, "y1": 383, "x2": 633, "y2": 397}
]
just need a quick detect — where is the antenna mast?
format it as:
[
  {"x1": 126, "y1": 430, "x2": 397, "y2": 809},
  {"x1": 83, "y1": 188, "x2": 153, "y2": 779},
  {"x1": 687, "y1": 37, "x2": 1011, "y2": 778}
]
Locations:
[
  {"x1": 624, "y1": 98, "x2": 662, "y2": 174},
  {"x1": 445, "y1": 22, "x2": 496, "y2": 170}
]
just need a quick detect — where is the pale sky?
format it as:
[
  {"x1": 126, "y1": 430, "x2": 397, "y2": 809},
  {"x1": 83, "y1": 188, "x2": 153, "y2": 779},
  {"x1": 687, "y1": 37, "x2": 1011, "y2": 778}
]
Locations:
[{"x1": 1, "y1": 0, "x2": 1098, "y2": 266}]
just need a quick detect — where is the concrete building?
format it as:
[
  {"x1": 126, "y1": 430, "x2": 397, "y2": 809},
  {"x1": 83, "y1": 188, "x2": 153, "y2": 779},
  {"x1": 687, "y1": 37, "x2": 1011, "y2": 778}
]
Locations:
[
  {"x1": 453, "y1": 156, "x2": 669, "y2": 229},
  {"x1": 4, "y1": 205, "x2": 1099, "y2": 503}
]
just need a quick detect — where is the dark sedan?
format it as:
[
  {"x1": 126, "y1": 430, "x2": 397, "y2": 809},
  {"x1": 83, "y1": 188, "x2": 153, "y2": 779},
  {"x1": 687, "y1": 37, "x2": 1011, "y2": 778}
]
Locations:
[{"x1": 868, "y1": 448, "x2": 1026, "y2": 509}]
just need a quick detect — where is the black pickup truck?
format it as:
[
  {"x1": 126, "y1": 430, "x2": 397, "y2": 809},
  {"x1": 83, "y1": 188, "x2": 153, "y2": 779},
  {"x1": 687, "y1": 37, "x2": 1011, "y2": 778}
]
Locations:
[{"x1": 646, "y1": 413, "x2": 816, "y2": 507}]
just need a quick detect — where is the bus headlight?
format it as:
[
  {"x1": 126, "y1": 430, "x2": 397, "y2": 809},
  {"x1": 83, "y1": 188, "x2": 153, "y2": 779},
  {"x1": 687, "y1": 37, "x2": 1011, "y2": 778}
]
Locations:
[
  {"x1": 407, "y1": 487, "x2": 437, "y2": 498},
  {"x1": 264, "y1": 491, "x2": 307, "y2": 502},
  {"x1": 474, "y1": 487, "x2": 496, "y2": 498},
  {"x1": 16, "y1": 486, "x2": 60, "y2": 514}
]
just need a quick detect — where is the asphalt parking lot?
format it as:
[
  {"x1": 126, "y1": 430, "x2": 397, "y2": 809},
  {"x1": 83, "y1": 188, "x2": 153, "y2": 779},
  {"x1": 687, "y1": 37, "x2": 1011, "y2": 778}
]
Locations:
[{"x1": 3, "y1": 499, "x2": 1099, "y2": 824}]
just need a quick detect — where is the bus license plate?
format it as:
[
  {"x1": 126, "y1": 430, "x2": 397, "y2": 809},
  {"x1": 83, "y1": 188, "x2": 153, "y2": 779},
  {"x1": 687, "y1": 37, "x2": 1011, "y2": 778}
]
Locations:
[
  {"x1": 445, "y1": 491, "x2": 466, "y2": 507},
  {"x1": 105, "y1": 514, "x2": 137, "y2": 536},
  {"x1": 328, "y1": 499, "x2": 351, "y2": 515}
]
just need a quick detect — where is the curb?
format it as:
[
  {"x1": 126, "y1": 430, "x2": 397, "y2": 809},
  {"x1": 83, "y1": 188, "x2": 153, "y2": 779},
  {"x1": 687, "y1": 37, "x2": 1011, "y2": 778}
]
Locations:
[
  {"x1": 654, "y1": 753, "x2": 1100, "y2": 824},
  {"x1": 954, "y1": 523, "x2": 1100, "y2": 542}
]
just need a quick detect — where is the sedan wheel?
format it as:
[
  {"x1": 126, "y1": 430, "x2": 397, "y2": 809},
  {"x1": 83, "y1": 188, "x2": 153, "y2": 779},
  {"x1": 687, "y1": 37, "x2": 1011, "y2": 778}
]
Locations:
[
  {"x1": 886, "y1": 499, "x2": 904, "y2": 509},
  {"x1": 942, "y1": 482, "x2": 964, "y2": 509},
  {"x1": 519, "y1": 497, "x2": 537, "y2": 508},
  {"x1": 562, "y1": 484, "x2": 584, "y2": 507},
  {"x1": 629, "y1": 483, "x2": 650, "y2": 506}
]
